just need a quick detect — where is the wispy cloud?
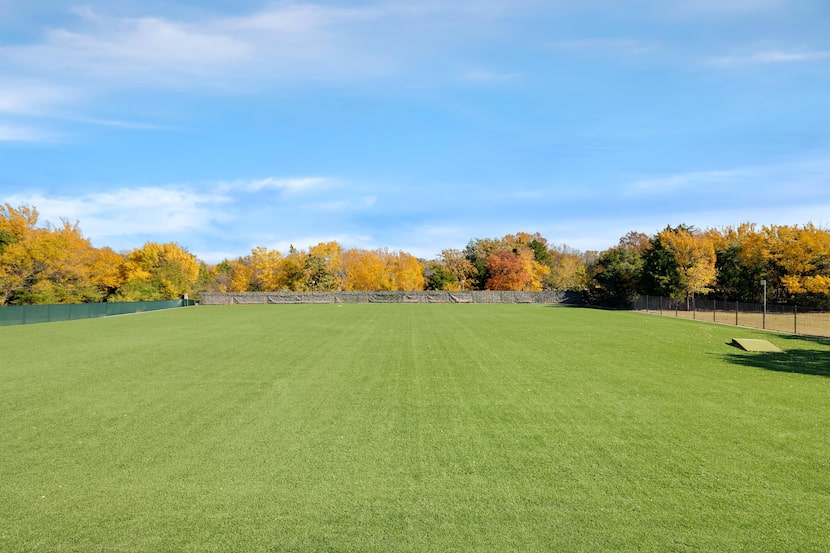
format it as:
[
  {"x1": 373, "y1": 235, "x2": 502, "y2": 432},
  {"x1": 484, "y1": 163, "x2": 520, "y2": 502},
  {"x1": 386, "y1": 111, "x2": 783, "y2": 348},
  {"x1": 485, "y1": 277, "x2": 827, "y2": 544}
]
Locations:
[
  {"x1": 56, "y1": 115, "x2": 174, "y2": 131},
  {"x1": 0, "y1": 122, "x2": 50, "y2": 142},
  {"x1": 2, "y1": 175, "x2": 374, "y2": 259},
  {"x1": 547, "y1": 38, "x2": 652, "y2": 55},
  {"x1": 5, "y1": 16, "x2": 251, "y2": 85},
  {"x1": 458, "y1": 69, "x2": 522, "y2": 82},
  {"x1": 0, "y1": 2, "x2": 514, "y2": 90},
  {"x1": 708, "y1": 49, "x2": 830, "y2": 67},
  {"x1": 0, "y1": 81, "x2": 80, "y2": 115},
  {"x1": 5, "y1": 186, "x2": 232, "y2": 239},
  {"x1": 627, "y1": 167, "x2": 750, "y2": 193},
  {"x1": 0, "y1": 2, "x2": 531, "y2": 138},
  {"x1": 302, "y1": 196, "x2": 377, "y2": 212},
  {"x1": 625, "y1": 158, "x2": 830, "y2": 202},
  {"x1": 638, "y1": 0, "x2": 792, "y2": 19},
  {"x1": 242, "y1": 177, "x2": 329, "y2": 193}
]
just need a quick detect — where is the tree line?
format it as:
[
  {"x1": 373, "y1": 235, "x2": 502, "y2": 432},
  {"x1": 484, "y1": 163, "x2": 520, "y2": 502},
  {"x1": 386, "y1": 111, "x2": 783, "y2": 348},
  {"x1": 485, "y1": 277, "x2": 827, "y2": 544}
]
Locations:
[{"x1": 2, "y1": 204, "x2": 829, "y2": 308}]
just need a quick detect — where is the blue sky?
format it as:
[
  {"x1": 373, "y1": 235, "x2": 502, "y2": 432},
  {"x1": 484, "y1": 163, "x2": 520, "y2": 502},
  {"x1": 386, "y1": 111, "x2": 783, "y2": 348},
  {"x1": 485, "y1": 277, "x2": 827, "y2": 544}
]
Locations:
[{"x1": 1, "y1": 0, "x2": 829, "y2": 262}]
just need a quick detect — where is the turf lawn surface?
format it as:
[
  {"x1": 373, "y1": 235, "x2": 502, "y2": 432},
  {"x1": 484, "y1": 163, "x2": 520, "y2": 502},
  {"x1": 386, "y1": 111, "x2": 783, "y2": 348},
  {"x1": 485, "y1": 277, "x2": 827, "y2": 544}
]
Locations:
[{"x1": 1, "y1": 304, "x2": 828, "y2": 552}]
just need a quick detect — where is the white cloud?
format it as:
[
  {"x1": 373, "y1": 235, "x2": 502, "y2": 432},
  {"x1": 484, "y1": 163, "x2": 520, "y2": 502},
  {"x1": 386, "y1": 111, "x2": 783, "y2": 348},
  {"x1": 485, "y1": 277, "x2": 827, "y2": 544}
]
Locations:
[
  {"x1": 0, "y1": 82, "x2": 77, "y2": 115},
  {"x1": 547, "y1": 38, "x2": 652, "y2": 55},
  {"x1": 242, "y1": 177, "x2": 329, "y2": 193},
  {"x1": 0, "y1": 122, "x2": 50, "y2": 141},
  {"x1": 0, "y1": 3, "x2": 469, "y2": 90},
  {"x1": 302, "y1": 195, "x2": 377, "y2": 212},
  {"x1": 4, "y1": 186, "x2": 232, "y2": 241},
  {"x1": 627, "y1": 167, "x2": 749, "y2": 194},
  {"x1": 635, "y1": 0, "x2": 790, "y2": 18},
  {"x1": 10, "y1": 17, "x2": 251, "y2": 85},
  {"x1": 1, "y1": 174, "x2": 358, "y2": 256},
  {"x1": 709, "y1": 50, "x2": 830, "y2": 66},
  {"x1": 626, "y1": 159, "x2": 830, "y2": 199},
  {"x1": 458, "y1": 69, "x2": 522, "y2": 82},
  {"x1": 57, "y1": 115, "x2": 173, "y2": 131}
]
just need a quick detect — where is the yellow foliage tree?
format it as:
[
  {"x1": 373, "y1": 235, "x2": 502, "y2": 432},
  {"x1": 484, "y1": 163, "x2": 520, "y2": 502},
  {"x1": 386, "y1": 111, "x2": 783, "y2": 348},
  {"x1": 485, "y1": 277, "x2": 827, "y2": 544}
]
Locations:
[
  {"x1": 439, "y1": 249, "x2": 477, "y2": 291},
  {"x1": 306, "y1": 241, "x2": 344, "y2": 291},
  {"x1": 0, "y1": 203, "x2": 39, "y2": 246},
  {"x1": 765, "y1": 223, "x2": 830, "y2": 297},
  {"x1": 342, "y1": 248, "x2": 393, "y2": 290},
  {"x1": 276, "y1": 246, "x2": 308, "y2": 291},
  {"x1": 658, "y1": 227, "x2": 717, "y2": 301},
  {"x1": 390, "y1": 251, "x2": 425, "y2": 291},
  {"x1": 0, "y1": 220, "x2": 106, "y2": 305},
  {"x1": 547, "y1": 251, "x2": 586, "y2": 291},
  {"x1": 86, "y1": 246, "x2": 127, "y2": 297},
  {"x1": 121, "y1": 242, "x2": 200, "y2": 300},
  {"x1": 248, "y1": 246, "x2": 283, "y2": 291},
  {"x1": 230, "y1": 262, "x2": 254, "y2": 292}
]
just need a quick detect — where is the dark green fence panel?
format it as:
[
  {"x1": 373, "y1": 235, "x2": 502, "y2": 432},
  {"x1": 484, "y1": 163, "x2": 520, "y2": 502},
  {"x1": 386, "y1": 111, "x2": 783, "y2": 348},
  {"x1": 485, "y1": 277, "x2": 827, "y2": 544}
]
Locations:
[
  {"x1": 0, "y1": 299, "x2": 186, "y2": 326},
  {"x1": 106, "y1": 302, "x2": 136, "y2": 316},
  {"x1": 48, "y1": 304, "x2": 73, "y2": 323}
]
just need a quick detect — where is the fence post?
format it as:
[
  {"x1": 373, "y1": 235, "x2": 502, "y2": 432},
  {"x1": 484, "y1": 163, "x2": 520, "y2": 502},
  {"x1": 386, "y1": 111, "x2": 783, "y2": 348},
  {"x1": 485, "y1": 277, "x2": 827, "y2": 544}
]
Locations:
[
  {"x1": 735, "y1": 301, "x2": 739, "y2": 326},
  {"x1": 713, "y1": 299, "x2": 716, "y2": 322},
  {"x1": 794, "y1": 305, "x2": 797, "y2": 335}
]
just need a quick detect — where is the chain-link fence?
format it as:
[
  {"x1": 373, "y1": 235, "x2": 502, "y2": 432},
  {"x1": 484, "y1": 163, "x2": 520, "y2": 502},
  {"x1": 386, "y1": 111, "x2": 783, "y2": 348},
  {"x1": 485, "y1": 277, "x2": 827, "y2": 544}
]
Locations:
[
  {"x1": 199, "y1": 290, "x2": 583, "y2": 305},
  {"x1": 0, "y1": 299, "x2": 189, "y2": 327},
  {"x1": 632, "y1": 295, "x2": 830, "y2": 338}
]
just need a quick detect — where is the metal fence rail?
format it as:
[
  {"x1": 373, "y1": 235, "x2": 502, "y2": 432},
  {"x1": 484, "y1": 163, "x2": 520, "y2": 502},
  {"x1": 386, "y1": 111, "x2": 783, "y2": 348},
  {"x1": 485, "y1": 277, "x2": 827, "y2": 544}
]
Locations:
[
  {"x1": 632, "y1": 295, "x2": 830, "y2": 338},
  {"x1": 0, "y1": 299, "x2": 188, "y2": 327}
]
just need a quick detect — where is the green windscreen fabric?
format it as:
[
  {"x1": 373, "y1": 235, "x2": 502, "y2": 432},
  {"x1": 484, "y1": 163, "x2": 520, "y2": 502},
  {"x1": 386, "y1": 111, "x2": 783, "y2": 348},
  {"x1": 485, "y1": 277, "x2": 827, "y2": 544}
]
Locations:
[{"x1": 0, "y1": 300, "x2": 185, "y2": 326}]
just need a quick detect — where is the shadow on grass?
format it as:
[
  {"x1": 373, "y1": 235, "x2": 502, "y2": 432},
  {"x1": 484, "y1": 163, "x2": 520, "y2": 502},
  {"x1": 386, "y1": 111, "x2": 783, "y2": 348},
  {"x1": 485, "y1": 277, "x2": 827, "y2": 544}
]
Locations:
[{"x1": 724, "y1": 334, "x2": 830, "y2": 378}]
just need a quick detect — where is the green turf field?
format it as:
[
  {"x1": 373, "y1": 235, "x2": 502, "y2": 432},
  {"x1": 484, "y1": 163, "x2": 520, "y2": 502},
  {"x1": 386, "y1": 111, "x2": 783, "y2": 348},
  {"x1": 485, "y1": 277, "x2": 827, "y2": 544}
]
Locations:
[{"x1": 1, "y1": 304, "x2": 828, "y2": 552}]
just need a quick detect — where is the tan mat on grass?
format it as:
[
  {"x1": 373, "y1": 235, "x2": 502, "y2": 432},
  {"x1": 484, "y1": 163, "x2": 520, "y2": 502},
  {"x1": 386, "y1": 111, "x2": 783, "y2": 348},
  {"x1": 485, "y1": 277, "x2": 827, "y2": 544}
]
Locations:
[{"x1": 731, "y1": 338, "x2": 785, "y2": 353}]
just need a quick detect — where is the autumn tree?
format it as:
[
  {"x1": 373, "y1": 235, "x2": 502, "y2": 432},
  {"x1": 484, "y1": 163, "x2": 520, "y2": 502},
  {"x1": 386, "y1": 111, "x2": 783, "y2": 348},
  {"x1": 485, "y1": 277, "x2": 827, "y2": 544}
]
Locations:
[
  {"x1": 0, "y1": 219, "x2": 110, "y2": 305},
  {"x1": 711, "y1": 224, "x2": 766, "y2": 302},
  {"x1": 425, "y1": 262, "x2": 456, "y2": 290},
  {"x1": 657, "y1": 226, "x2": 717, "y2": 304},
  {"x1": 587, "y1": 235, "x2": 645, "y2": 307},
  {"x1": 275, "y1": 246, "x2": 307, "y2": 291},
  {"x1": 547, "y1": 244, "x2": 588, "y2": 291},
  {"x1": 390, "y1": 251, "x2": 425, "y2": 290},
  {"x1": 86, "y1": 246, "x2": 127, "y2": 298},
  {"x1": 342, "y1": 248, "x2": 393, "y2": 290},
  {"x1": 0, "y1": 203, "x2": 39, "y2": 247},
  {"x1": 466, "y1": 233, "x2": 551, "y2": 291},
  {"x1": 484, "y1": 246, "x2": 549, "y2": 291},
  {"x1": 118, "y1": 242, "x2": 200, "y2": 301},
  {"x1": 764, "y1": 223, "x2": 830, "y2": 306},
  {"x1": 426, "y1": 249, "x2": 477, "y2": 291},
  {"x1": 485, "y1": 249, "x2": 531, "y2": 290},
  {"x1": 247, "y1": 246, "x2": 283, "y2": 291},
  {"x1": 639, "y1": 228, "x2": 683, "y2": 298},
  {"x1": 304, "y1": 241, "x2": 344, "y2": 291},
  {"x1": 464, "y1": 237, "x2": 505, "y2": 289}
]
